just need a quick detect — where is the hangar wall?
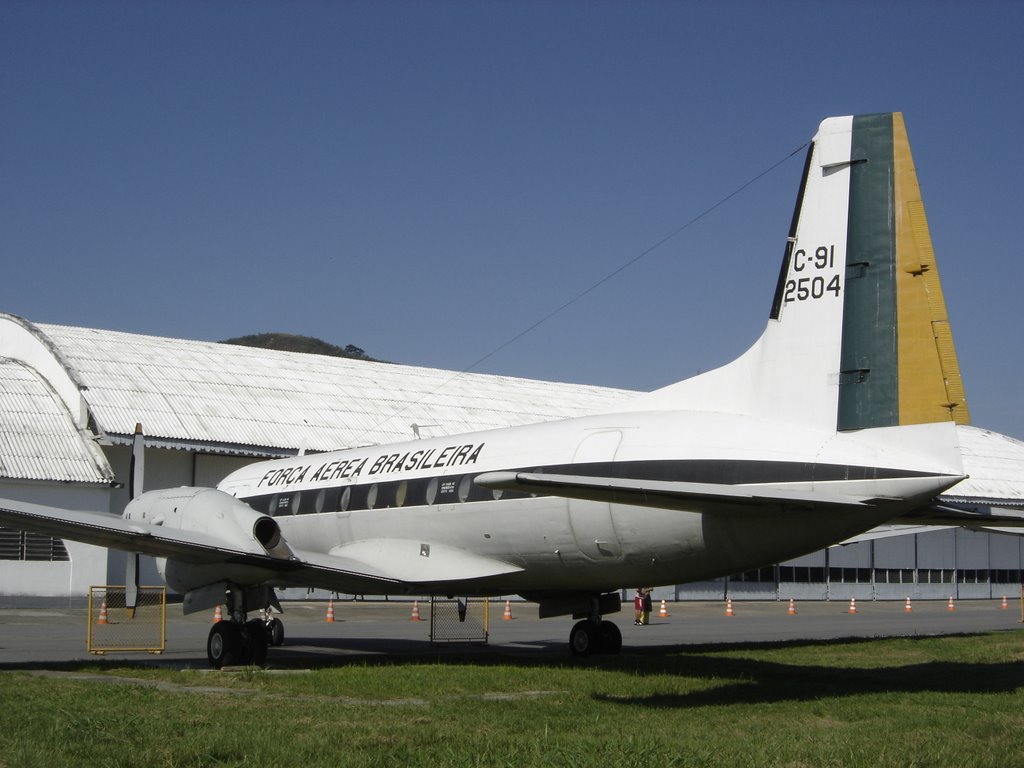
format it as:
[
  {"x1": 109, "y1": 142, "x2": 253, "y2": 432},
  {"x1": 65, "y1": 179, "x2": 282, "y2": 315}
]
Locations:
[
  {"x1": 662, "y1": 528, "x2": 1024, "y2": 603},
  {"x1": 0, "y1": 481, "x2": 111, "y2": 596}
]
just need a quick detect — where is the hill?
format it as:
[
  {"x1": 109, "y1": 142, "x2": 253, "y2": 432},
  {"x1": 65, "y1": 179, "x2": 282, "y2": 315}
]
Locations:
[{"x1": 219, "y1": 333, "x2": 380, "y2": 361}]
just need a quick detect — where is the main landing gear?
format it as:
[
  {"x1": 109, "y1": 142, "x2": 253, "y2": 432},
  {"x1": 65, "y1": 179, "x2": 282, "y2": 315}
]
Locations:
[
  {"x1": 567, "y1": 594, "x2": 623, "y2": 657},
  {"x1": 206, "y1": 589, "x2": 285, "y2": 669},
  {"x1": 569, "y1": 619, "x2": 622, "y2": 656}
]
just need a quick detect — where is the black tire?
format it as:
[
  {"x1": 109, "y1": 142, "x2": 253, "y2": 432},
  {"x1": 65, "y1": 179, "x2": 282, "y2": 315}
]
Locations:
[
  {"x1": 569, "y1": 619, "x2": 601, "y2": 657},
  {"x1": 207, "y1": 621, "x2": 241, "y2": 669},
  {"x1": 242, "y1": 619, "x2": 269, "y2": 666},
  {"x1": 267, "y1": 617, "x2": 285, "y2": 647},
  {"x1": 599, "y1": 620, "x2": 622, "y2": 654}
]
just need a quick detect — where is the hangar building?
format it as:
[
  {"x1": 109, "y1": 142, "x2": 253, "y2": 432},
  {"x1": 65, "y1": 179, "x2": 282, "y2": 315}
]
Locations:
[{"x1": 1, "y1": 312, "x2": 1022, "y2": 602}]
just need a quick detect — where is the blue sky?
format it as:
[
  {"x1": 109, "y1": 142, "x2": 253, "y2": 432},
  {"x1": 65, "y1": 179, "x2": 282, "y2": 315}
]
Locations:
[{"x1": 2, "y1": 1, "x2": 1023, "y2": 438}]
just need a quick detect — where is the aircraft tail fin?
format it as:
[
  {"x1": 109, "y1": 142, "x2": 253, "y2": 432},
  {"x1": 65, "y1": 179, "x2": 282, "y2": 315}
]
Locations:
[{"x1": 628, "y1": 112, "x2": 970, "y2": 431}]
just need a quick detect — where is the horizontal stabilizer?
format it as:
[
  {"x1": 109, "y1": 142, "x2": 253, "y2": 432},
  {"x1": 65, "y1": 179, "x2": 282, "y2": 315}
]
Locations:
[
  {"x1": 474, "y1": 471, "x2": 929, "y2": 513},
  {"x1": 889, "y1": 503, "x2": 1024, "y2": 529}
]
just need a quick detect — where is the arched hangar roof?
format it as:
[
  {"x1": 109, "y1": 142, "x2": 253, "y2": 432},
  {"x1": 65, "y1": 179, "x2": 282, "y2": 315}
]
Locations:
[{"x1": 0, "y1": 314, "x2": 636, "y2": 477}]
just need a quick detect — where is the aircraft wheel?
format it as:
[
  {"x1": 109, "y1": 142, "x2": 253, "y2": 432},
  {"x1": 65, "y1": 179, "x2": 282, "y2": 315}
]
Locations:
[
  {"x1": 242, "y1": 619, "x2": 269, "y2": 666},
  {"x1": 599, "y1": 620, "x2": 622, "y2": 654},
  {"x1": 267, "y1": 617, "x2": 285, "y2": 647},
  {"x1": 569, "y1": 619, "x2": 601, "y2": 657},
  {"x1": 207, "y1": 621, "x2": 242, "y2": 669}
]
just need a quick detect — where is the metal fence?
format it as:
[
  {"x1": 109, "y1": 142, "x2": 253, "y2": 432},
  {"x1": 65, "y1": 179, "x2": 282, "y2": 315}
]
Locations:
[
  {"x1": 86, "y1": 586, "x2": 166, "y2": 654},
  {"x1": 429, "y1": 597, "x2": 489, "y2": 645}
]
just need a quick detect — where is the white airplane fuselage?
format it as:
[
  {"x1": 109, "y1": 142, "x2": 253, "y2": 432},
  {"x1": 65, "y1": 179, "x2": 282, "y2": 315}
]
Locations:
[{"x1": 202, "y1": 408, "x2": 960, "y2": 599}]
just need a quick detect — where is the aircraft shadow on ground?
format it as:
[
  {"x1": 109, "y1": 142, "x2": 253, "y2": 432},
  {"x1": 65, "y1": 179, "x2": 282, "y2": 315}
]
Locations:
[
  {"x1": 594, "y1": 636, "x2": 1024, "y2": 708},
  {"x1": 275, "y1": 632, "x2": 1024, "y2": 708}
]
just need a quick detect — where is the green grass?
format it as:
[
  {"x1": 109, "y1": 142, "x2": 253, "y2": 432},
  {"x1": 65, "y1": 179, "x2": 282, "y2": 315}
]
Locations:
[{"x1": 1, "y1": 633, "x2": 1022, "y2": 767}]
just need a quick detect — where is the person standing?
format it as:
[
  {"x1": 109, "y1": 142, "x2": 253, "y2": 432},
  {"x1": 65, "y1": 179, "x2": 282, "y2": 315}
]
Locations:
[
  {"x1": 641, "y1": 588, "x2": 653, "y2": 625},
  {"x1": 633, "y1": 588, "x2": 644, "y2": 625}
]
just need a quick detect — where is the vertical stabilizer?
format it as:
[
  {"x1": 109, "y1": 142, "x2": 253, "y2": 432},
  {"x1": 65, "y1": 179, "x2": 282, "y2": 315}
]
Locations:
[{"x1": 627, "y1": 112, "x2": 970, "y2": 432}]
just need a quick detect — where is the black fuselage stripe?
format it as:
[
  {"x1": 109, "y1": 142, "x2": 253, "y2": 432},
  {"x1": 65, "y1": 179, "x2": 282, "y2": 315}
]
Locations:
[{"x1": 238, "y1": 458, "x2": 938, "y2": 517}]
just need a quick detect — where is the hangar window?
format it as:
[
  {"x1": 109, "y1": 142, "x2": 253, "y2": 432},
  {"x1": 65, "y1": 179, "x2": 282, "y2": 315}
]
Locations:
[
  {"x1": 731, "y1": 567, "x2": 774, "y2": 582},
  {"x1": 779, "y1": 566, "x2": 825, "y2": 582},
  {"x1": 992, "y1": 569, "x2": 1022, "y2": 584},
  {"x1": 828, "y1": 568, "x2": 872, "y2": 584},
  {"x1": 875, "y1": 569, "x2": 915, "y2": 584},
  {"x1": 958, "y1": 569, "x2": 989, "y2": 584},
  {"x1": 920, "y1": 569, "x2": 954, "y2": 584},
  {"x1": 0, "y1": 527, "x2": 70, "y2": 562}
]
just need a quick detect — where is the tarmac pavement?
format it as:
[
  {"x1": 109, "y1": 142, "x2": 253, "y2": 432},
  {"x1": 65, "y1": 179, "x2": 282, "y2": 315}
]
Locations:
[{"x1": 0, "y1": 597, "x2": 1020, "y2": 669}]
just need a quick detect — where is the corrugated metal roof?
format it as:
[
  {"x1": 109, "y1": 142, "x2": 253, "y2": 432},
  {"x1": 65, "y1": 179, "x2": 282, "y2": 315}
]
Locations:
[
  {"x1": 946, "y1": 425, "x2": 1024, "y2": 505},
  {"x1": 0, "y1": 358, "x2": 113, "y2": 483},
  {"x1": 37, "y1": 323, "x2": 637, "y2": 454}
]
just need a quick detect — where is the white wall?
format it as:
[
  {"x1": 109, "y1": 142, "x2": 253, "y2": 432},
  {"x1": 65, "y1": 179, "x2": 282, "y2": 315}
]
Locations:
[{"x1": 0, "y1": 481, "x2": 112, "y2": 596}]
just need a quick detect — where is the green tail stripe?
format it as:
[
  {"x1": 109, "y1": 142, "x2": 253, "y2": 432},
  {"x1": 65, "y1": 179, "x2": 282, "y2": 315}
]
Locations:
[{"x1": 837, "y1": 113, "x2": 898, "y2": 431}]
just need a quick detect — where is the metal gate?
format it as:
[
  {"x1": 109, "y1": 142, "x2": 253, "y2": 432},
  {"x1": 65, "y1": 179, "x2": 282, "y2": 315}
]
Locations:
[
  {"x1": 429, "y1": 597, "x2": 489, "y2": 645},
  {"x1": 86, "y1": 586, "x2": 166, "y2": 654}
]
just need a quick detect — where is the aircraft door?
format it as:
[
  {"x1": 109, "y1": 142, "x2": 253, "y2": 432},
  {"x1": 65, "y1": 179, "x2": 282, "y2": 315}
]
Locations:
[{"x1": 568, "y1": 431, "x2": 623, "y2": 561}]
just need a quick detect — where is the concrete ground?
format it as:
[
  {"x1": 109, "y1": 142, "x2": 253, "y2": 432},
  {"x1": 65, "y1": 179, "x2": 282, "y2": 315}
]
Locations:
[{"x1": 0, "y1": 597, "x2": 1020, "y2": 669}]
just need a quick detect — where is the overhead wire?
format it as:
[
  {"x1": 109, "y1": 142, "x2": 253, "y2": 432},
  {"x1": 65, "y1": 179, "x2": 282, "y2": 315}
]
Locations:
[{"x1": 344, "y1": 140, "x2": 810, "y2": 448}]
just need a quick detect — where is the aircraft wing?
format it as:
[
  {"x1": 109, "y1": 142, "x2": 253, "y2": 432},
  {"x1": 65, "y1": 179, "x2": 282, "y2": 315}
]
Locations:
[
  {"x1": 0, "y1": 497, "x2": 521, "y2": 592},
  {"x1": 0, "y1": 498, "x2": 258, "y2": 565},
  {"x1": 475, "y1": 471, "x2": 927, "y2": 512}
]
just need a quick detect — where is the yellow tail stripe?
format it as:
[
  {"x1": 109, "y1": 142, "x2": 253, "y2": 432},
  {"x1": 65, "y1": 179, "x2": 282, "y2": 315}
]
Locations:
[{"x1": 893, "y1": 113, "x2": 970, "y2": 425}]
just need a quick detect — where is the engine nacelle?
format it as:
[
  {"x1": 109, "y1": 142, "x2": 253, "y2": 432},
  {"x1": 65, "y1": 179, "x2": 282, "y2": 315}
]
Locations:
[{"x1": 123, "y1": 487, "x2": 295, "y2": 594}]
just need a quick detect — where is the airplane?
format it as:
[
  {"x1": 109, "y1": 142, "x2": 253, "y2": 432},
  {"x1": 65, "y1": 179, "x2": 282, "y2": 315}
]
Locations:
[{"x1": 2, "y1": 112, "x2": 1020, "y2": 667}]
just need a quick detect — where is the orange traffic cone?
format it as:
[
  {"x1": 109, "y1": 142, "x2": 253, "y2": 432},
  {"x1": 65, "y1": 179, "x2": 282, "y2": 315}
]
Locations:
[
  {"x1": 325, "y1": 598, "x2": 335, "y2": 622},
  {"x1": 213, "y1": 604, "x2": 223, "y2": 623},
  {"x1": 947, "y1": 595, "x2": 956, "y2": 612},
  {"x1": 787, "y1": 598, "x2": 797, "y2": 615},
  {"x1": 659, "y1": 599, "x2": 669, "y2": 618},
  {"x1": 847, "y1": 597, "x2": 858, "y2": 614},
  {"x1": 904, "y1": 596, "x2": 913, "y2": 613},
  {"x1": 97, "y1": 600, "x2": 109, "y2": 625},
  {"x1": 502, "y1": 600, "x2": 513, "y2": 620},
  {"x1": 725, "y1": 597, "x2": 734, "y2": 617},
  {"x1": 1001, "y1": 594, "x2": 1008, "y2": 610},
  {"x1": 410, "y1": 599, "x2": 422, "y2": 621}
]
